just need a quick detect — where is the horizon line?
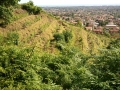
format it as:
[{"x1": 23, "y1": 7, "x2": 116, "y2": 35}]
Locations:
[{"x1": 40, "y1": 5, "x2": 120, "y2": 7}]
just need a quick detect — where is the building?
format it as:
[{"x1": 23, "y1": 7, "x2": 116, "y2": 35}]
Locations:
[{"x1": 106, "y1": 22, "x2": 119, "y2": 33}]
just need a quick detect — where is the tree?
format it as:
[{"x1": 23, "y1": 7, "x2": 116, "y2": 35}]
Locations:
[
  {"x1": 0, "y1": 0, "x2": 20, "y2": 7},
  {"x1": 0, "y1": 0, "x2": 20, "y2": 25},
  {"x1": 0, "y1": 6, "x2": 12, "y2": 25},
  {"x1": 21, "y1": 1, "x2": 42, "y2": 15},
  {"x1": 89, "y1": 48, "x2": 120, "y2": 90}
]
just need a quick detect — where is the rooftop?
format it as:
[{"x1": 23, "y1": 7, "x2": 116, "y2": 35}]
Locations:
[{"x1": 106, "y1": 22, "x2": 117, "y2": 27}]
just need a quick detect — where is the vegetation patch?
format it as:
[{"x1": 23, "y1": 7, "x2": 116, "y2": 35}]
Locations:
[{"x1": 21, "y1": 1, "x2": 42, "y2": 15}]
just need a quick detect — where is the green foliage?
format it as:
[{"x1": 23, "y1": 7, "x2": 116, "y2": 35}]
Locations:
[
  {"x1": 0, "y1": 6, "x2": 13, "y2": 25},
  {"x1": 0, "y1": 30, "x2": 119, "y2": 89},
  {"x1": 0, "y1": 32, "x2": 19, "y2": 46},
  {"x1": 53, "y1": 30, "x2": 73, "y2": 51},
  {"x1": 1, "y1": 0, "x2": 119, "y2": 89},
  {"x1": 76, "y1": 20, "x2": 83, "y2": 27},
  {"x1": 21, "y1": 1, "x2": 42, "y2": 15},
  {"x1": 72, "y1": 67, "x2": 96, "y2": 89},
  {"x1": 87, "y1": 38, "x2": 120, "y2": 89},
  {"x1": 107, "y1": 38, "x2": 120, "y2": 49},
  {"x1": 5, "y1": 32, "x2": 19, "y2": 45},
  {"x1": 53, "y1": 30, "x2": 73, "y2": 43},
  {"x1": 63, "y1": 30, "x2": 73, "y2": 43},
  {"x1": 0, "y1": 46, "x2": 63, "y2": 90},
  {"x1": 0, "y1": 0, "x2": 20, "y2": 7},
  {"x1": 0, "y1": 44, "x2": 91, "y2": 89},
  {"x1": 0, "y1": 0, "x2": 20, "y2": 25},
  {"x1": 90, "y1": 49, "x2": 120, "y2": 90},
  {"x1": 55, "y1": 42, "x2": 65, "y2": 50},
  {"x1": 0, "y1": 35, "x2": 4, "y2": 45},
  {"x1": 103, "y1": 30, "x2": 110, "y2": 37},
  {"x1": 53, "y1": 33, "x2": 64, "y2": 42},
  {"x1": 96, "y1": 20, "x2": 108, "y2": 26}
]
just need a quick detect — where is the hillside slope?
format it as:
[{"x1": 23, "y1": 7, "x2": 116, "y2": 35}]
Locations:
[{"x1": 0, "y1": 9, "x2": 110, "y2": 54}]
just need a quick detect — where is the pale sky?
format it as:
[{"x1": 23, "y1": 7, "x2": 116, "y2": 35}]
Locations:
[{"x1": 19, "y1": 0, "x2": 120, "y2": 6}]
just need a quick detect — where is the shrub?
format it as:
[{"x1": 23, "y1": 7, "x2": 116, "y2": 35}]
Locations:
[
  {"x1": 0, "y1": 0, "x2": 20, "y2": 26},
  {"x1": 53, "y1": 30, "x2": 73, "y2": 43},
  {"x1": 53, "y1": 33, "x2": 64, "y2": 42},
  {"x1": 0, "y1": 6, "x2": 13, "y2": 25},
  {"x1": 90, "y1": 49, "x2": 120, "y2": 90},
  {"x1": 107, "y1": 38, "x2": 120, "y2": 49},
  {"x1": 21, "y1": 1, "x2": 42, "y2": 15},
  {"x1": 55, "y1": 43, "x2": 65, "y2": 50},
  {"x1": 5, "y1": 32, "x2": 19, "y2": 45},
  {"x1": 63, "y1": 30, "x2": 73, "y2": 43}
]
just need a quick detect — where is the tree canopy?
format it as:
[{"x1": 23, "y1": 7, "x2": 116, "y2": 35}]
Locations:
[
  {"x1": 21, "y1": 1, "x2": 42, "y2": 15},
  {"x1": 0, "y1": 0, "x2": 20, "y2": 7},
  {"x1": 0, "y1": 0, "x2": 20, "y2": 25}
]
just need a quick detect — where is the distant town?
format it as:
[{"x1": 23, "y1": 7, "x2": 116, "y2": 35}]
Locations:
[{"x1": 43, "y1": 6, "x2": 120, "y2": 36}]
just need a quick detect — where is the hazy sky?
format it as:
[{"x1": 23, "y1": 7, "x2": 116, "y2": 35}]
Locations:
[{"x1": 19, "y1": 0, "x2": 120, "y2": 6}]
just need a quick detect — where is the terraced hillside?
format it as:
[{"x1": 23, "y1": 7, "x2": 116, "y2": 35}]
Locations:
[
  {"x1": 0, "y1": 9, "x2": 110, "y2": 54},
  {"x1": 1, "y1": 1, "x2": 120, "y2": 90}
]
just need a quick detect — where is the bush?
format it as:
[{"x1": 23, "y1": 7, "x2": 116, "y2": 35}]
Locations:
[
  {"x1": 0, "y1": 46, "x2": 63, "y2": 90},
  {"x1": 21, "y1": 1, "x2": 42, "y2": 15},
  {"x1": 63, "y1": 30, "x2": 73, "y2": 43},
  {"x1": 5, "y1": 32, "x2": 19, "y2": 45},
  {"x1": 0, "y1": 0, "x2": 20, "y2": 25},
  {"x1": 107, "y1": 38, "x2": 120, "y2": 49},
  {"x1": 55, "y1": 42, "x2": 65, "y2": 50},
  {"x1": 53, "y1": 30, "x2": 73, "y2": 43},
  {"x1": 90, "y1": 49, "x2": 120, "y2": 90},
  {"x1": 0, "y1": 6, "x2": 13, "y2": 25},
  {"x1": 53, "y1": 33, "x2": 64, "y2": 42}
]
